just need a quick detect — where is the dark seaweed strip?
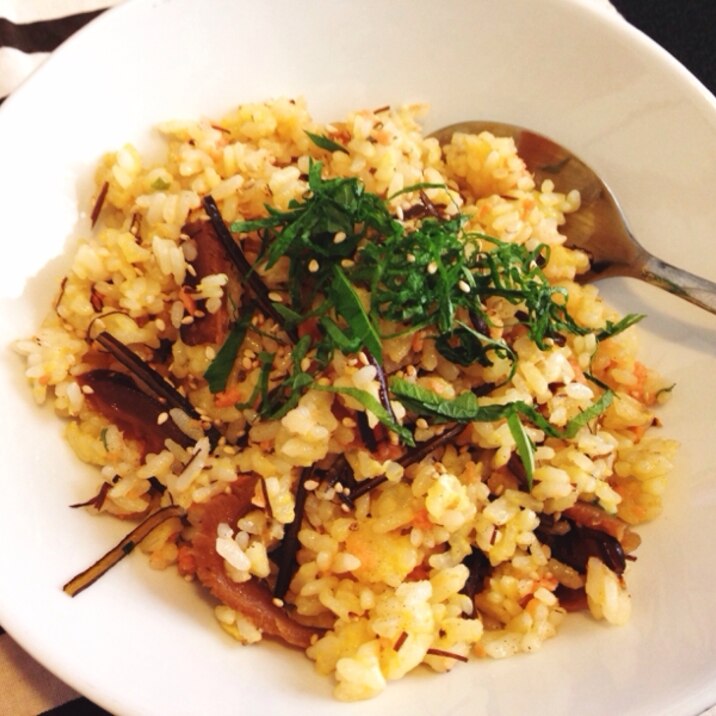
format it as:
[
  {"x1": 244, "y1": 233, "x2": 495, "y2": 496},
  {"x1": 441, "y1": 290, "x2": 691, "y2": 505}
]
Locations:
[
  {"x1": 355, "y1": 411, "x2": 378, "y2": 452},
  {"x1": 95, "y1": 331, "x2": 221, "y2": 447},
  {"x1": 537, "y1": 520, "x2": 627, "y2": 575},
  {"x1": 63, "y1": 505, "x2": 185, "y2": 597},
  {"x1": 322, "y1": 454, "x2": 354, "y2": 489},
  {"x1": 365, "y1": 350, "x2": 398, "y2": 423},
  {"x1": 202, "y1": 196, "x2": 297, "y2": 343},
  {"x1": 425, "y1": 648, "x2": 469, "y2": 663},
  {"x1": 460, "y1": 547, "x2": 491, "y2": 601},
  {"x1": 346, "y1": 422, "x2": 464, "y2": 503},
  {"x1": 69, "y1": 481, "x2": 112, "y2": 510},
  {"x1": 90, "y1": 180, "x2": 109, "y2": 228},
  {"x1": 397, "y1": 422, "x2": 465, "y2": 468},
  {"x1": 273, "y1": 467, "x2": 313, "y2": 600}
]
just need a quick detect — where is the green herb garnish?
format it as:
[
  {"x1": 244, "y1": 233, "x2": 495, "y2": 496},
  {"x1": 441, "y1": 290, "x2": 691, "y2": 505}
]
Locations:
[
  {"x1": 389, "y1": 377, "x2": 614, "y2": 486},
  {"x1": 203, "y1": 311, "x2": 253, "y2": 393},
  {"x1": 151, "y1": 177, "x2": 171, "y2": 191},
  {"x1": 314, "y1": 383, "x2": 414, "y2": 446},
  {"x1": 322, "y1": 265, "x2": 382, "y2": 361},
  {"x1": 506, "y1": 411, "x2": 535, "y2": 488},
  {"x1": 305, "y1": 130, "x2": 349, "y2": 155},
  {"x1": 596, "y1": 313, "x2": 645, "y2": 341},
  {"x1": 217, "y1": 162, "x2": 626, "y2": 449}
]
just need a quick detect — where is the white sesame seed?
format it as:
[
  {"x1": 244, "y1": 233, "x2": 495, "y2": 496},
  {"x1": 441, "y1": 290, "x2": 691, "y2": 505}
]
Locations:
[
  {"x1": 458, "y1": 280, "x2": 471, "y2": 293},
  {"x1": 205, "y1": 346, "x2": 216, "y2": 360},
  {"x1": 357, "y1": 351, "x2": 369, "y2": 366},
  {"x1": 308, "y1": 258, "x2": 320, "y2": 273},
  {"x1": 272, "y1": 597, "x2": 284, "y2": 608},
  {"x1": 155, "y1": 318, "x2": 166, "y2": 331},
  {"x1": 304, "y1": 479, "x2": 320, "y2": 491},
  {"x1": 268, "y1": 291, "x2": 283, "y2": 303},
  {"x1": 341, "y1": 259, "x2": 355, "y2": 268},
  {"x1": 81, "y1": 385, "x2": 95, "y2": 395},
  {"x1": 395, "y1": 206, "x2": 405, "y2": 221},
  {"x1": 406, "y1": 253, "x2": 416, "y2": 263},
  {"x1": 180, "y1": 315, "x2": 194, "y2": 325},
  {"x1": 300, "y1": 357, "x2": 311, "y2": 372},
  {"x1": 427, "y1": 261, "x2": 438, "y2": 274},
  {"x1": 333, "y1": 231, "x2": 347, "y2": 244},
  {"x1": 157, "y1": 412, "x2": 169, "y2": 425}
]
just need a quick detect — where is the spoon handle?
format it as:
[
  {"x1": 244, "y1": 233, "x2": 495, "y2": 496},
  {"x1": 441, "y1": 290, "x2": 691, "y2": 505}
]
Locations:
[{"x1": 640, "y1": 254, "x2": 716, "y2": 315}]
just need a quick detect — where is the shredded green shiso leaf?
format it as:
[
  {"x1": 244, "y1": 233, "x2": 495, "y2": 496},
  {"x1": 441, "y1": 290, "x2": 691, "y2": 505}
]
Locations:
[{"x1": 202, "y1": 158, "x2": 642, "y2": 487}]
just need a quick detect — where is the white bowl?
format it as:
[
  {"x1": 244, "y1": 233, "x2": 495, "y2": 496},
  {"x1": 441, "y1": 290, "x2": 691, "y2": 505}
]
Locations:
[{"x1": 1, "y1": 1, "x2": 715, "y2": 714}]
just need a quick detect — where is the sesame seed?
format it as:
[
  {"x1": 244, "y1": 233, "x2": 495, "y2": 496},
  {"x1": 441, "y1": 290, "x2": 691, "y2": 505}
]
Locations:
[
  {"x1": 304, "y1": 479, "x2": 320, "y2": 491},
  {"x1": 308, "y1": 258, "x2": 320, "y2": 273},
  {"x1": 357, "y1": 351, "x2": 369, "y2": 365},
  {"x1": 300, "y1": 357, "x2": 311, "y2": 372},
  {"x1": 180, "y1": 315, "x2": 194, "y2": 325},
  {"x1": 427, "y1": 261, "x2": 438, "y2": 274},
  {"x1": 157, "y1": 412, "x2": 169, "y2": 425},
  {"x1": 241, "y1": 357, "x2": 253, "y2": 370},
  {"x1": 395, "y1": 206, "x2": 405, "y2": 221},
  {"x1": 341, "y1": 259, "x2": 355, "y2": 268},
  {"x1": 205, "y1": 346, "x2": 216, "y2": 360},
  {"x1": 334, "y1": 483, "x2": 345, "y2": 494},
  {"x1": 458, "y1": 280, "x2": 471, "y2": 293},
  {"x1": 340, "y1": 503, "x2": 351, "y2": 513},
  {"x1": 223, "y1": 444, "x2": 237, "y2": 455},
  {"x1": 333, "y1": 231, "x2": 347, "y2": 244},
  {"x1": 406, "y1": 253, "x2": 416, "y2": 263},
  {"x1": 416, "y1": 418, "x2": 428, "y2": 429},
  {"x1": 341, "y1": 417, "x2": 357, "y2": 428},
  {"x1": 155, "y1": 318, "x2": 166, "y2": 331},
  {"x1": 268, "y1": 291, "x2": 283, "y2": 303},
  {"x1": 186, "y1": 264, "x2": 197, "y2": 277},
  {"x1": 272, "y1": 597, "x2": 284, "y2": 608},
  {"x1": 81, "y1": 384, "x2": 95, "y2": 395}
]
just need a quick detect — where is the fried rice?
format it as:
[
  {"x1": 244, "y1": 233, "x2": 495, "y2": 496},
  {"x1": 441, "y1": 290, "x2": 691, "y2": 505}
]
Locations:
[{"x1": 14, "y1": 98, "x2": 678, "y2": 701}]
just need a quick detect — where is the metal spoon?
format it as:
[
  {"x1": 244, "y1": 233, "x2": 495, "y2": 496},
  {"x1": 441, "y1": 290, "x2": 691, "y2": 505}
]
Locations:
[{"x1": 431, "y1": 121, "x2": 716, "y2": 315}]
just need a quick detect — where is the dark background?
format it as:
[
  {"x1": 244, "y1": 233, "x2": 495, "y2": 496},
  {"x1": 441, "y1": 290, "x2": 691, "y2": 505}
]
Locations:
[{"x1": 610, "y1": 0, "x2": 715, "y2": 95}]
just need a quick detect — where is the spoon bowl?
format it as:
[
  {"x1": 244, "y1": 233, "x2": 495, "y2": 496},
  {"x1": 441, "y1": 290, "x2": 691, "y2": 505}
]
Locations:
[{"x1": 431, "y1": 121, "x2": 716, "y2": 315}]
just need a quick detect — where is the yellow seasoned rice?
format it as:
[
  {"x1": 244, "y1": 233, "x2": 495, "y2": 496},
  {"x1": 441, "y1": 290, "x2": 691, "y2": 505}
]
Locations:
[{"x1": 15, "y1": 98, "x2": 678, "y2": 701}]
